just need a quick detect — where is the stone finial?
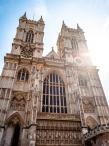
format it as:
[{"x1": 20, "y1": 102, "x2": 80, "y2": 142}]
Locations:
[
  {"x1": 52, "y1": 46, "x2": 54, "y2": 51},
  {"x1": 62, "y1": 20, "x2": 66, "y2": 27},
  {"x1": 62, "y1": 20, "x2": 65, "y2": 25},
  {"x1": 77, "y1": 23, "x2": 83, "y2": 31},
  {"x1": 61, "y1": 20, "x2": 67, "y2": 30},
  {"x1": 39, "y1": 16, "x2": 44, "y2": 22}
]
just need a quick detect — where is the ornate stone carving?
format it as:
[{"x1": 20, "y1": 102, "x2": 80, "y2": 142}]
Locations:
[
  {"x1": 82, "y1": 97, "x2": 95, "y2": 113},
  {"x1": 36, "y1": 119, "x2": 82, "y2": 145},
  {"x1": 86, "y1": 116, "x2": 97, "y2": 129},
  {"x1": 37, "y1": 112, "x2": 80, "y2": 121},
  {"x1": 10, "y1": 95, "x2": 26, "y2": 111}
]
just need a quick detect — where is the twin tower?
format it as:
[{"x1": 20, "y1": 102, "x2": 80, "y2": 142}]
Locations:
[{"x1": 0, "y1": 13, "x2": 109, "y2": 146}]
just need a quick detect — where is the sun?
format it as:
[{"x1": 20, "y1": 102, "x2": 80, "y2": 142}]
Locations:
[{"x1": 87, "y1": 32, "x2": 109, "y2": 71}]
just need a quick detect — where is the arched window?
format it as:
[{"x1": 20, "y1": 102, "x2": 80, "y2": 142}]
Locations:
[
  {"x1": 78, "y1": 75, "x2": 87, "y2": 86},
  {"x1": 42, "y1": 73, "x2": 67, "y2": 113},
  {"x1": 17, "y1": 68, "x2": 29, "y2": 81},
  {"x1": 71, "y1": 39, "x2": 78, "y2": 50},
  {"x1": 25, "y1": 30, "x2": 34, "y2": 43}
]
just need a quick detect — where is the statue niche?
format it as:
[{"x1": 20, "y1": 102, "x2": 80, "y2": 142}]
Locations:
[
  {"x1": 10, "y1": 95, "x2": 26, "y2": 111},
  {"x1": 82, "y1": 97, "x2": 95, "y2": 113}
]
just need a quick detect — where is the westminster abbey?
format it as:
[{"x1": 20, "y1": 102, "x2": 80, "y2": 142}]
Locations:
[{"x1": 0, "y1": 13, "x2": 109, "y2": 146}]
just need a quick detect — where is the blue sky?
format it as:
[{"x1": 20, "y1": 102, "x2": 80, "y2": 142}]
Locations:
[{"x1": 0, "y1": 0, "x2": 109, "y2": 103}]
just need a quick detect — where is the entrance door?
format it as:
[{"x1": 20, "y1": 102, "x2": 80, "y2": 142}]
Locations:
[{"x1": 11, "y1": 124, "x2": 20, "y2": 146}]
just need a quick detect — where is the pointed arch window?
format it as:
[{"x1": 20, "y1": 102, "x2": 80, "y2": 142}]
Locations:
[
  {"x1": 71, "y1": 39, "x2": 78, "y2": 50},
  {"x1": 26, "y1": 30, "x2": 34, "y2": 43},
  {"x1": 42, "y1": 73, "x2": 67, "y2": 113},
  {"x1": 78, "y1": 75, "x2": 87, "y2": 86},
  {"x1": 17, "y1": 68, "x2": 29, "y2": 81}
]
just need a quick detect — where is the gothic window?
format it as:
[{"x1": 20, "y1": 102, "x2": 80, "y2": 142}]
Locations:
[
  {"x1": 71, "y1": 39, "x2": 78, "y2": 50},
  {"x1": 78, "y1": 75, "x2": 87, "y2": 86},
  {"x1": 0, "y1": 88, "x2": 5, "y2": 98},
  {"x1": 17, "y1": 68, "x2": 29, "y2": 81},
  {"x1": 42, "y1": 73, "x2": 67, "y2": 113},
  {"x1": 26, "y1": 30, "x2": 34, "y2": 43}
]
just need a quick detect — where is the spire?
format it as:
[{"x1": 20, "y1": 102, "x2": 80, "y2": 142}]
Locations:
[
  {"x1": 20, "y1": 12, "x2": 27, "y2": 19},
  {"x1": 23, "y1": 12, "x2": 26, "y2": 17}
]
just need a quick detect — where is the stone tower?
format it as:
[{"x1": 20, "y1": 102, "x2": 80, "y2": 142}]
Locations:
[
  {"x1": 0, "y1": 13, "x2": 109, "y2": 146},
  {"x1": 57, "y1": 21, "x2": 109, "y2": 127}
]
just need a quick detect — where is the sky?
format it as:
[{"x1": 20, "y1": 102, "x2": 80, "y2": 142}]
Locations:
[{"x1": 0, "y1": 0, "x2": 109, "y2": 103}]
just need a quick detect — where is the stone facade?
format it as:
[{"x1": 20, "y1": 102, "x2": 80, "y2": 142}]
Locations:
[{"x1": 0, "y1": 13, "x2": 109, "y2": 146}]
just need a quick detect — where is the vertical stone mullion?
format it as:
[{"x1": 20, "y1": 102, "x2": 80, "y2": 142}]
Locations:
[
  {"x1": 62, "y1": 84, "x2": 64, "y2": 112},
  {"x1": 58, "y1": 76, "x2": 61, "y2": 113},
  {"x1": 24, "y1": 70, "x2": 27, "y2": 81},
  {"x1": 49, "y1": 74, "x2": 50, "y2": 112},
  {"x1": 40, "y1": 72, "x2": 43, "y2": 112},
  {"x1": 20, "y1": 69, "x2": 23, "y2": 80}
]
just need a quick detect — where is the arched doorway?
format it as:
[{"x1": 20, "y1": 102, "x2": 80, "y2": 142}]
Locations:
[
  {"x1": 2, "y1": 113, "x2": 24, "y2": 146},
  {"x1": 11, "y1": 124, "x2": 21, "y2": 146}
]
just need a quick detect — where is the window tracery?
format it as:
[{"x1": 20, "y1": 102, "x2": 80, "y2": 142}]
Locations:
[
  {"x1": 17, "y1": 68, "x2": 29, "y2": 81},
  {"x1": 42, "y1": 73, "x2": 67, "y2": 113},
  {"x1": 25, "y1": 30, "x2": 34, "y2": 43}
]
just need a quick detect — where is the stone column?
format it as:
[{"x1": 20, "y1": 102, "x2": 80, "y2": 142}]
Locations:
[
  {"x1": 28, "y1": 90, "x2": 39, "y2": 146},
  {"x1": 21, "y1": 128, "x2": 29, "y2": 146},
  {"x1": 29, "y1": 125, "x2": 37, "y2": 146}
]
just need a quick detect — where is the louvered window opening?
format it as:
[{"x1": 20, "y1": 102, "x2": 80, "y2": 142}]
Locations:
[{"x1": 26, "y1": 31, "x2": 34, "y2": 43}]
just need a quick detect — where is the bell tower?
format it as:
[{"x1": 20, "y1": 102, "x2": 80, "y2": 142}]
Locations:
[
  {"x1": 11, "y1": 13, "x2": 45, "y2": 58},
  {"x1": 57, "y1": 21, "x2": 92, "y2": 66},
  {"x1": 0, "y1": 13, "x2": 45, "y2": 146},
  {"x1": 57, "y1": 21, "x2": 109, "y2": 130}
]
